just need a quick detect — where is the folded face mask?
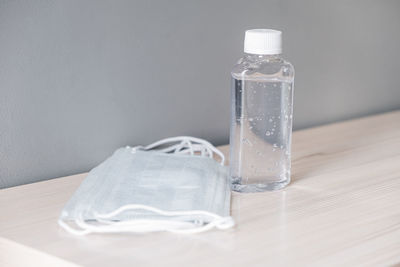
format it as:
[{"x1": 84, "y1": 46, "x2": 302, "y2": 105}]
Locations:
[{"x1": 59, "y1": 136, "x2": 234, "y2": 235}]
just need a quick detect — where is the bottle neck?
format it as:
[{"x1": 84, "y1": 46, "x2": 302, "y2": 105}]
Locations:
[{"x1": 244, "y1": 53, "x2": 283, "y2": 63}]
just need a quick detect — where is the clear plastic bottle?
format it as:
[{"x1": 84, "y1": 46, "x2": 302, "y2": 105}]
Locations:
[{"x1": 229, "y1": 29, "x2": 295, "y2": 192}]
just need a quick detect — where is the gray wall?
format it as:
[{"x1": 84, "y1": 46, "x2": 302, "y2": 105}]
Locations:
[{"x1": 1, "y1": 0, "x2": 400, "y2": 188}]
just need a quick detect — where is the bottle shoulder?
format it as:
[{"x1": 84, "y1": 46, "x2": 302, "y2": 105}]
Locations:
[{"x1": 231, "y1": 55, "x2": 294, "y2": 82}]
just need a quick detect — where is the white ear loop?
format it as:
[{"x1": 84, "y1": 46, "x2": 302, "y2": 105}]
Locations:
[
  {"x1": 58, "y1": 204, "x2": 234, "y2": 235},
  {"x1": 135, "y1": 136, "x2": 225, "y2": 165}
]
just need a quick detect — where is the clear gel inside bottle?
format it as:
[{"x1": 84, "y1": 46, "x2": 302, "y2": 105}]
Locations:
[{"x1": 229, "y1": 29, "x2": 295, "y2": 192}]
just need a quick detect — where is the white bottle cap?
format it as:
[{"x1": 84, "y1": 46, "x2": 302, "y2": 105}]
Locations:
[{"x1": 244, "y1": 29, "x2": 282, "y2": 55}]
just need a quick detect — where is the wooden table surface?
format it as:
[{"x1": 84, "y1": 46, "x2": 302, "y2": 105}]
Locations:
[{"x1": 1, "y1": 111, "x2": 400, "y2": 267}]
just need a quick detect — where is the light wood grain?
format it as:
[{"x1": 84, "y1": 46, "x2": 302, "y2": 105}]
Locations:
[{"x1": 1, "y1": 111, "x2": 400, "y2": 267}]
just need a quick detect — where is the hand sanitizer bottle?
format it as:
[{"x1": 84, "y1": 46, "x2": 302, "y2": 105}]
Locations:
[{"x1": 230, "y1": 29, "x2": 295, "y2": 192}]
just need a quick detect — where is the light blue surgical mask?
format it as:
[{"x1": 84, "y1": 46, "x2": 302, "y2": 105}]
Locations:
[{"x1": 59, "y1": 136, "x2": 234, "y2": 235}]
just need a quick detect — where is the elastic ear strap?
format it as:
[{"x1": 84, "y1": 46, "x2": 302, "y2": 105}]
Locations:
[
  {"x1": 169, "y1": 217, "x2": 235, "y2": 234},
  {"x1": 94, "y1": 204, "x2": 225, "y2": 220},
  {"x1": 59, "y1": 204, "x2": 235, "y2": 235},
  {"x1": 58, "y1": 219, "x2": 91, "y2": 236},
  {"x1": 95, "y1": 204, "x2": 234, "y2": 233},
  {"x1": 60, "y1": 217, "x2": 234, "y2": 235},
  {"x1": 136, "y1": 136, "x2": 225, "y2": 165},
  {"x1": 73, "y1": 218, "x2": 191, "y2": 234}
]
